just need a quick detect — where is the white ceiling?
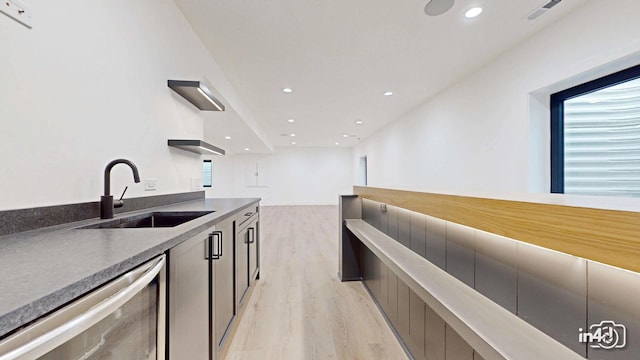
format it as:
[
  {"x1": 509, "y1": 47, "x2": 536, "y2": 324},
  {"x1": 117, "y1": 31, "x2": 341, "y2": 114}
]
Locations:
[{"x1": 175, "y1": 0, "x2": 587, "y2": 152}]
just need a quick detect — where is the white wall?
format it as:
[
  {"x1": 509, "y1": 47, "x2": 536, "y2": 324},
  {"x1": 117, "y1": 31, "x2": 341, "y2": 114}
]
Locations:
[
  {"x1": 354, "y1": 0, "x2": 640, "y2": 195},
  {"x1": 0, "y1": 0, "x2": 249, "y2": 210},
  {"x1": 206, "y1": 147, "x2": 352, "y2": 205}
]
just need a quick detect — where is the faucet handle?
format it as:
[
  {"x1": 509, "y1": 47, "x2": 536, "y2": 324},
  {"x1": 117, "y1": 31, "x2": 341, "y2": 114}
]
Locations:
[{"x1": 114, "y1": 186, "x2": 128, "y2": 208}]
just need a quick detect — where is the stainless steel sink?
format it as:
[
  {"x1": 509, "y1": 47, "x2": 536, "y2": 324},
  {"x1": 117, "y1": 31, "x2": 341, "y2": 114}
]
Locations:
[{"x1": 80, "y1": 211, "x2": 214, "y2": 229}]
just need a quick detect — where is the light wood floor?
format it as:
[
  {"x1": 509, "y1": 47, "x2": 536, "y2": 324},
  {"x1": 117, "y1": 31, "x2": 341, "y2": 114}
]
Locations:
[{"x1": 225, "y1": 205, "x2": 407, "y2": 360}]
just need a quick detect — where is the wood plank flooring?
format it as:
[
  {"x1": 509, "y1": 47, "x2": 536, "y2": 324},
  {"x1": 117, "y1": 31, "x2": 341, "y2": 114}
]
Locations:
[{"x1": 225, "y1": 205, "x2": 407, "y2": 360}]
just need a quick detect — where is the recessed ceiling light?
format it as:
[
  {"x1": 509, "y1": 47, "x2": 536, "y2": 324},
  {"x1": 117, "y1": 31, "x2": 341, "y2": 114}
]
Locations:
[
  {"x1": 244, "y1": 148, "x2": 250, "y2": 151},
  {"x1": 282, "y1": 88, "x2": 293, "y2": 93},
  {"x1": 335, "y1": 142, "x2": 340, "y2": 145},
  {"x1": 384, "y1": 91, "x2": 393, "y2": 96},
  {"x1": 290, "y1": 133, "x2": 296, "y2": 137},
  {"x1": 288, "y1": 119, "x2": 295, "y2": 123},
  {"x1": 465, "y1": 7, "x2": 483, "y2": 18},
  {"x1": 224, "y1": 136, "x2": 231, "y2": 140},
  {"x1": 355, "y1": 120, "x2": 363, "y2": 125},
  {"x1": 291, "y1": 141, "x2": 296, "y2": 145}
]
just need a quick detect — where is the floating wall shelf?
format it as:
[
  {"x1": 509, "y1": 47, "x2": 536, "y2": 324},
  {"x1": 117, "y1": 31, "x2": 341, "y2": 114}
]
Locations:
[
  {"x1": 168, "y1": 80, "x2": 226, "y2": 111},
  {"x1": 168, "y1": 139, "x2": 226, "y2": 155}
]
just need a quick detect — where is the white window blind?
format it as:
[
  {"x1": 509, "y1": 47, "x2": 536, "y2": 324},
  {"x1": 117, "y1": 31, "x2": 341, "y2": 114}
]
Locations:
[
  {"x1": 203, "y1": 160, "x2": 212, "y2": 188},
  {"x1": 563, "y1": 77, "x2": 640, "y2": 197}
]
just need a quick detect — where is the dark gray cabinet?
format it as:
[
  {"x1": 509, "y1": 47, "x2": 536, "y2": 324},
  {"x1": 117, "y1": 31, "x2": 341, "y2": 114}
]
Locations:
[
  {"x1": 236, "y1": 219, "x2": 250, "y2": 305},
  {"x1": 169, "y1": 228, "x2": 210, "y2": 359},
  {"x1": 248, "y1": 217, "x2": 259, "y2": 283},
  {"x1": 213, "y1": 216, "x2": 235, "y2": 351},
  {"x1": 169, "y1": 201, "x2": 260, "y2": 360},
  {"x1": 236, "y1": 205, "x2": 259, "y2": 307}
]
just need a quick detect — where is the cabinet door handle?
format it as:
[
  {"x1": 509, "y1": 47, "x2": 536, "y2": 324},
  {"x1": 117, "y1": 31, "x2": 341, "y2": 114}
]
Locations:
[
  {"x1": 205, "y1": 233, "x2": 216, "y2": 260},
  {"x1": 215, "y1": 231, "x2": 223, "y2": 258},
  {"x1": 206, "y1": 231, "x2": 223, "y2": 260},
  {"x1": 248, "y1": 227, "x2": 255, "y2": 244},
  {"x1": 245, "y1": 212, "x2": 254, "y2": 217}
]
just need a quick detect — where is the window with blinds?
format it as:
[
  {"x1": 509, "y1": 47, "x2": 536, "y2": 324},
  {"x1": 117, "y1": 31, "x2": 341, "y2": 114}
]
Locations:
[
  {"x1": 203, "y1": 160, "x2": 212, "y2": 188},
  {"x1": 551, "y1": 64, "x2": 640, "y2": 198}
]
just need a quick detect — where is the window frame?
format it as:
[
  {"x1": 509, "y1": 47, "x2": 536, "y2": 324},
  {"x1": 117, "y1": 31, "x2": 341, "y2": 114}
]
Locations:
[
  {"x1": 550, "y1": 63, "x2": 640, "y2": 193},
  {"x1": 203, "y1": 159, "x2": 212, "y2": 188}
]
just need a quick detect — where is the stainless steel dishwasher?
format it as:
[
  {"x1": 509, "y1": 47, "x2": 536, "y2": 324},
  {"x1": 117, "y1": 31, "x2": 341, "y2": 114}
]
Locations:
[{"x1": 0, "y1": 255, "x2": 166, "y2": 360}]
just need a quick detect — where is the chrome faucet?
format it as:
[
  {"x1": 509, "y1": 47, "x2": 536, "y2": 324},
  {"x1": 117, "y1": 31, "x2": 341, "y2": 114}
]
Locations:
[{"x1": 101, "y1": 159, "x2": 141, "y2": 219}]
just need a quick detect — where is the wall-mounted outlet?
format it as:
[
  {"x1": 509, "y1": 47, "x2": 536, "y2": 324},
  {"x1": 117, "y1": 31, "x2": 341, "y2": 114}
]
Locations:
[
  {"x1": 0, "y1": 0, "x2": 33, "y2": 28},
  {"x1": 380, "y1": 203, "x2": 387, "y2": 213},
  {"x1": 144, "y1": 178, "x2": 157, "y2": 191}
]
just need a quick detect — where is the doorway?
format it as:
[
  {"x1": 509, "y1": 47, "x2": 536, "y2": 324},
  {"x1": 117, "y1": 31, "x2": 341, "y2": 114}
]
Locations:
[{"x1": 359, "y1": 156, "x2": 368, "y2": 186}]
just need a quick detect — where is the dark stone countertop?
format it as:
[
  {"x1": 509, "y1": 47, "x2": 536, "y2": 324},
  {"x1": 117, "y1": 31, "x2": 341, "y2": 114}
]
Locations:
[{"x1": 0, "y1": 197, "x2": 260, "y2": 339}]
